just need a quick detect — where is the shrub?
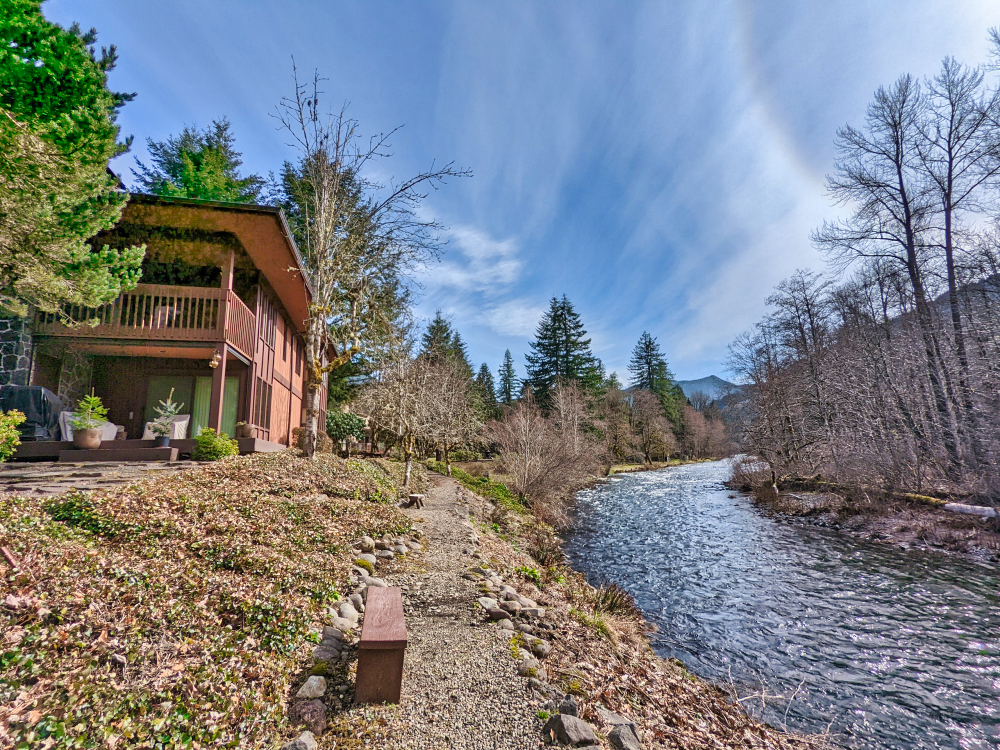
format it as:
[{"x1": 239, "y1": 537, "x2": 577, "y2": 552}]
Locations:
[
  {"x1": 0, "y1": 409, "x2": 25, "y2": 461},
  {"x1": 327, "y1": 411, "x2": 366, "y2": 442},
  {"x1": 193, "y1": 428, "x2": 239, "y2": 461}
]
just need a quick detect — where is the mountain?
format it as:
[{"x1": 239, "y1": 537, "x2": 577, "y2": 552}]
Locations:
[{"x1": 675, "y1": 375, "x2": 736, "y2": 401}]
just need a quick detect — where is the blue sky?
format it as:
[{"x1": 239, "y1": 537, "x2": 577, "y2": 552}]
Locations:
[{"x1": 46, "y1": 1, "x2": 998, "y2": 381}]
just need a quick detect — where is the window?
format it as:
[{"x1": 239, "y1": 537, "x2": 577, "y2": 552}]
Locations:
[
  {"x1": 282, "y1": 320, "x2": 288, "y2": 361},
  {"x1": 254, "y1": 377, "x2": 272, "y2": 430}
]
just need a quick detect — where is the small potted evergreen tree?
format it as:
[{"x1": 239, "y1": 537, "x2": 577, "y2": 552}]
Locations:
[
  {"x1": 70, "y1": 393, "x2": 108, "y2": 450},
  {"x1": 150, "y1": 388, "x2": 184, "y2": 447}
]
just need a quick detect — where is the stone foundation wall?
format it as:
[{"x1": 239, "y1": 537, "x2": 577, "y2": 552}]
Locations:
[
  {"x1": 0, "y1": 317, "x2": 33, "y2": 387},
  {"x1": 57, "y1": 350, "x2": 94, "y2": 407}
]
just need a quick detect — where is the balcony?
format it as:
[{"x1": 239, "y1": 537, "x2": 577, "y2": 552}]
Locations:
[{"x1": 34, "y1": 283, "x2": 257, "y2": 360}]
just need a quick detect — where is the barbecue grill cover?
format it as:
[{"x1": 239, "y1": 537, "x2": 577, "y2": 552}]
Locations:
[{"x1": 0, "y1": 385, "x2": 63, "y2": 440}]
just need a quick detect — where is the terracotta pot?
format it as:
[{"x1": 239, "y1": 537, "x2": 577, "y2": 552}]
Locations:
[
  {"x1": 72, "y1": 428, "x2": 103, "y2": 450},
  {"x1": 234, "y1": 424, "x2": 254, "y2": 439}
]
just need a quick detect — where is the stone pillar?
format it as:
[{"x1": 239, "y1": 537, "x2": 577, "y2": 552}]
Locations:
[
  {"x1": 57, "y1": 350, "x2": 94, "y2": 408},
  {"x1": 0, "y1": 316, "x2": 34, "y2": 387}
]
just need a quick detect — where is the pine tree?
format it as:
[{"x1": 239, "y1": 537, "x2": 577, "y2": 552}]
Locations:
[
  {"x1": 525, "y1": 295, "x2": 598, "y2": 406},
  {"x1": 497, "y1": 349, "x2": 518, "y2": 405},
  {"x1": 134, "y1": 117, "x2": 264, "y2": 203}
]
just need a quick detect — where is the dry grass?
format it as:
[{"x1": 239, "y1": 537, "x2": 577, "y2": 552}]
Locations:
[{"x1": 0, "y1": 452, "x2": 424, "y2": 749}]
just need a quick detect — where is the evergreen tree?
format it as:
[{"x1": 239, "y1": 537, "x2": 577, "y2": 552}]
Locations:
[
  {"x1": 628, "y1": 332, "x2": 674, "y2": 392},
  {"x1": 524, "y1": 295, "x2": 598, "y2": 406},
  {"x1": 473, "y1": 363, "x2": 500, "y2": 421},
  {"x1": 419, "y1": 311, "x2": 473, "y2": 376},
  {"x1": 628, "y1": 331, "x2": 685, "y2": 430},
  {"x1": 0, "y1": 1, "x2": 144, "y2": 316},
  {"x1": 133, "y1": 117, "x2": 264, "y2": 203},
  {"x1": 497, "y1": 349, "x2": 518, "y2": 405}
]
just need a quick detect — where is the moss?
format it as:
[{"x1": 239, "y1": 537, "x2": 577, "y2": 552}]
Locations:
[{"x1": 354, "y1": 558, "x2": 374, "y2": 575}]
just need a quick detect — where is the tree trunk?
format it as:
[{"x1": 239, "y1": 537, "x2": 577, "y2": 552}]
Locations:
[{"x1": 444, "y1": 445, "x2": 452, "y2": 476}]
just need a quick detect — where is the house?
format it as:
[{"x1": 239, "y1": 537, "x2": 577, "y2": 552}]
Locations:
[{"x1": 0, "y1": 194, "x2": 327, "y2": 458}]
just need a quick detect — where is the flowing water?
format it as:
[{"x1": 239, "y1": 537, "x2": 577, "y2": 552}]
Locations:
[{"x1": 563, "y1": 461, "x2": 1000, "y2": 750}]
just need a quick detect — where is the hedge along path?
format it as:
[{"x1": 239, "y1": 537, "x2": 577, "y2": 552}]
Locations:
[{"x1": 335, "y1": 473, "x2": 542, "y2": 750}]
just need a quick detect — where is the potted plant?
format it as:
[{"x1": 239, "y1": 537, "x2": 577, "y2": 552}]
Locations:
[
  {"x1": 151, "y1": 388, "x2": 184, "y2": 447},
  {"x1": 234, "y1": 421, "x2": 254, "y2": 439},
  {"x1": 70, "y1": 393, "x2": 108, "y2": 450}
]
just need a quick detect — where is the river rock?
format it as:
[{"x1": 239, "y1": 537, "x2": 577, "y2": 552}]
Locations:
[
  {"x1": 522, "y1": 606, "x2": 546, "y2": 619},
  {"x1": 595, "y1": 706, "x2": 637, "y2": 734},
  {"x1": 376, "y1": 550, "x2": 394, "y2": 560},
  {"x1": 541, "y1": 714, "x2": 597, "y2": 746},
  {"x1": 530, "y1": 639, "x2": 552, "y2": 658},
  {"x1": 322, "y1": 626, "x2": 344, "y2": 642},
  {"x1": 375, "y1": 539, "x2": 391, "y2": 550},
  {"x1": 358, "y1": 536, "x2": 375, "y2": 553},
  {"x1": 406, "y1": 540, "x2": 422, "y2": 550},
  {"x1": 367, "y1": 577, "x2": 388, "y2": 587},
  {"x1": 296, "y1": 676, "x2": 327, "y2": 699},
  {"x1": 290, "y1": 700, "x2": 326, "y2": 735},
  {"x1": 338, "y1": 602, "x2": 360, "y2": 623},
  {"x1": 499, "y1": 619, "x2": 515, "y2": 631},
  {"x1": 486, "y1": 607, "x2": 511, "y2": 622},
  {"x1": 349, "y1": 593, "x2": 364, "y2": 612},
  {"x1": 518, "y1": 656, "x2": 546, "y2": 681},
  {"x1": 608, "y1": 724, "x2": 643, "y2": 750},
  {"x1": 392, "y1": 544, "x2": 409, "y2": 555},
  {"x1": 281, "y1": 731, "x2": 318, "y2": 750},
  {"x1": 499, "y1": 585, "x2": 519, "y2": 599},
  {"x1": 478, "y1": 597, "x2": 499, "y2": 610},
  {"x1": 499, "y1": 600, "x2": 522, "y2": 615},
  {"x1": 517, "y1": 595, "x2": 539, "y2": 608},
  {"x1": 328, "y1": 616, "x2": 354, "y2": 632},
  {"x1": 312, "y1": 645, "x2": 339, "y2": 661},
  {"x1": 559, "y1": 694, "x2": 579, "y2": 717},
  {"x1": 357, "y1": 553, "x2": 377, "y2": 565}
]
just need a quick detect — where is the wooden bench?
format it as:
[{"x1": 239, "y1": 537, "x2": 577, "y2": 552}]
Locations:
[
  {"x1": 402, "y1": 493, "x2": 425, "y2": 509},
  {"x1": 354, "y1": 586, "x2": 408, "y2": 704}
]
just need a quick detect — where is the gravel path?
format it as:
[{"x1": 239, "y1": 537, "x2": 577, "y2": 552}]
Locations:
[{"x1": 361, "y1": 474, "x2": 543, "y2": 750}]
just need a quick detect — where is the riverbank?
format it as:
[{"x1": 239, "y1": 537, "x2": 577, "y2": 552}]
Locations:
[
  {"x1": 427, "y1": 461, "x2": 826, "y2": 749},
  {"x1": 608, "y1": 458, "x2": 718, "y2": 476},
  {"x1": 735, "y1": 472, "x2": 1000, "y2": 561}
]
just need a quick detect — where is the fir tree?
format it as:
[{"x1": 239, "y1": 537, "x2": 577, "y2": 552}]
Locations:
[
  {"x1": 628, "y1": 332, "x2": 674, "y2": 392},
  {"x1": 497, "y1": 349, "x2": 518, "y2": 405},
  {"x1": 419, "y1": 311, "x2": 473, "y2": 376},
  {"x1": 474, "y1": 363, "x2": 500, "y2": 421},
  {"x1": 628, "y1": 331, "x2": 685, "y2": 430},
  {"x1": 524, "y1": 295, "x2": 598, "y2": 406},
  {"x1": 134, "y1": 117, "x2": 264, "y2": 203},
  {"x1": 0, "y1": 1, "x2": 144, "y2": 316}
]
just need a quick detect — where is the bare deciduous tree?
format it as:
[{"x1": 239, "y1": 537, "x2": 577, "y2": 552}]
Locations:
[{"x1": 275, "y1": 67, "x2": 467, "y2": 458}]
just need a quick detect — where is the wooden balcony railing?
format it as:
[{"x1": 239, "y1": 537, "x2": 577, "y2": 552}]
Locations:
[{"x1": 34, "y1": 284, "x2": 257, "y2": 360}]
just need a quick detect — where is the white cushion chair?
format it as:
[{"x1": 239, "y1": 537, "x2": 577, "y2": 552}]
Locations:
[
  {"x1": 58, "y1": 411, "x2": 118, "y2": 442},
  {"x1": 141, "y1": 414, "x2": 191, "y2": 440}
]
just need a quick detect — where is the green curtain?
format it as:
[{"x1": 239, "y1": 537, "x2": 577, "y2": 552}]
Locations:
[
  {"x1": 191, "y1": 377, "x2": 212, "y2": 437},
  {"x1": 222, "y1": 376, "x2": 238, "y2": 438},
  {"x1": 191, "y1": 376, "x2": 239, "y2": 437}
]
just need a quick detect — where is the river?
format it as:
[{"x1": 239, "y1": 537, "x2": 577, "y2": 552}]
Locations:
[{"x1": 563, "y1": 460, "x2": 1000, "y2": 750}]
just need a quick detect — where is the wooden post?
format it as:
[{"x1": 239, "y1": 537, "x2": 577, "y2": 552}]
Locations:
[
  {"x1": 355, "y1": 587, "x2": 407, "y2": 704},
  {"x1": 208, "y1": 344, "x2": 228, "y2": 432},
  {"x1": 221, "y1": 249, "x2": 235, "y2": 290}
]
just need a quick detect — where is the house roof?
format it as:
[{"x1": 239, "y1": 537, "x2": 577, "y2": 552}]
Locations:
[{"x1": 124, "y1": 194, "x2": 313, "y2": 333}]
